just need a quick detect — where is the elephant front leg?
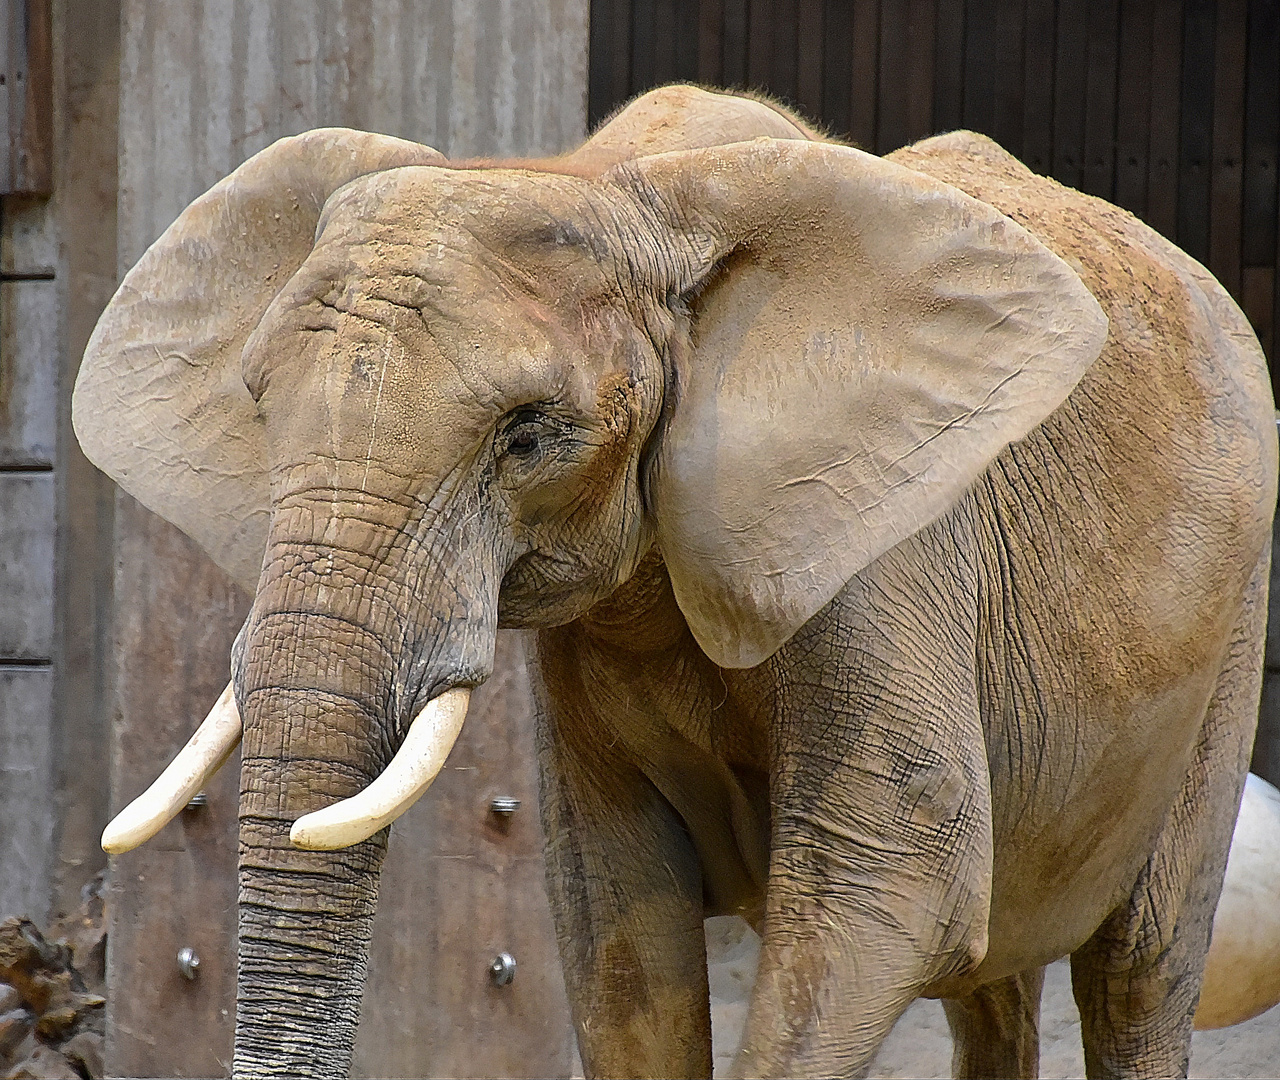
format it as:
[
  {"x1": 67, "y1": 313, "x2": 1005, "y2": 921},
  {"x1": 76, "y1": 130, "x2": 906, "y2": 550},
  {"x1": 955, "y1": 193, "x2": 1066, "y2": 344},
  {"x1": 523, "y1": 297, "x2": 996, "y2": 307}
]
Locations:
[
  {"x1": 534, "y1": 670, "x2": 712, "y2": 1077},
  {"x1": 737, "y1": 559, "x2": 995, "y2": 1078}
]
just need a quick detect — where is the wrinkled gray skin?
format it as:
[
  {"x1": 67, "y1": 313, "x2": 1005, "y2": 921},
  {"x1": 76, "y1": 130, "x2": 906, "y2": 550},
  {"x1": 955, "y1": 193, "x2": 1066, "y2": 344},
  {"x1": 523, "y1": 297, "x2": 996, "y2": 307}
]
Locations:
[{"x1": 74, "y1": 86, "x2": 1276, "y2": 1079}]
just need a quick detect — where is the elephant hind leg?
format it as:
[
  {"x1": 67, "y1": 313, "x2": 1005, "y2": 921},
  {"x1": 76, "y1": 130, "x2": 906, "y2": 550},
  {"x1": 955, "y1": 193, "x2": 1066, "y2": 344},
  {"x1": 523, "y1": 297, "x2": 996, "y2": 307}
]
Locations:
[
  {"x1": 942, "y1": 966, "x2": 1045, "y2": 1079},
  {"x1": 1069, "y1": 551, "x2": 1268, "y2": 1079}
]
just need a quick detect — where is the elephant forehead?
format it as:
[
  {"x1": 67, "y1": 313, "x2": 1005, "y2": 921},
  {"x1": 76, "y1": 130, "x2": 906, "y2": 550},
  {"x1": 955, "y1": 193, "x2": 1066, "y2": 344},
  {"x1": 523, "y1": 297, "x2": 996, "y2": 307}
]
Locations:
[{"x1": 243, "y1": 215, "x2": 617, "y2": 491}]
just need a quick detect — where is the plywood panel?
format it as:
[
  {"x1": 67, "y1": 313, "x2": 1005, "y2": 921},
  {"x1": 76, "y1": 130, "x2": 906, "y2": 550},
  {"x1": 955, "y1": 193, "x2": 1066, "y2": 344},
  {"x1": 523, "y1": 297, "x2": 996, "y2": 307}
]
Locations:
[
  {"x1": 0, "y1": 279, "x2": 55, "y2": 465},
  {"x1": 1, "y1": 0, "x2": 53, "y2": 195},
  {"x1": 107, "y1": 2, "x2": 588, "y2": 1076},
  {"x1": 0, "y1": 666, "x2": 54, "y2": 922},
  {"x1": 0, "y1": 472, "x2": 53, "y2": 659},
  {"x1": 104, "y1": 495, "x2": 245, "y2": 1079}
]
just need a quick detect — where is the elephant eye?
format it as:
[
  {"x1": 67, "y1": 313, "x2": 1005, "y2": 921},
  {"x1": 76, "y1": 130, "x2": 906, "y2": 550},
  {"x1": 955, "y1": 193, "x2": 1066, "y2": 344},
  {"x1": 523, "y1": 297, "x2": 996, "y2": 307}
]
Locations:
[
  {"x1": 508, "y1": 428, "x2": 539, "y2": 456},
  {"x1": 500, "y1": 408, "x2": 548, "y2": 460}
]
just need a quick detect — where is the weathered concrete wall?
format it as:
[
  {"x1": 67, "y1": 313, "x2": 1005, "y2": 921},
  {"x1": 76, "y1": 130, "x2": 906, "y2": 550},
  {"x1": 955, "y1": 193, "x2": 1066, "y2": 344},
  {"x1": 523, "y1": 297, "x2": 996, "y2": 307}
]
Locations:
[{"x1": 105, "y1": 3, "x2": 588, "y2": 1076}]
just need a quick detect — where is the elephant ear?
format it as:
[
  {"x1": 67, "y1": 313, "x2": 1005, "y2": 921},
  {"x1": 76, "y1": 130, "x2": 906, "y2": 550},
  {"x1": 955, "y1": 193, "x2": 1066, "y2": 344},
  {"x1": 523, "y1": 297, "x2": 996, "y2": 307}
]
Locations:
[
  {"x1": 627, "y1": 138, "x2": 1107, "y2": 668},
  {"x1": 73, "y1": 129, "x2": 444, "y2": 593}
]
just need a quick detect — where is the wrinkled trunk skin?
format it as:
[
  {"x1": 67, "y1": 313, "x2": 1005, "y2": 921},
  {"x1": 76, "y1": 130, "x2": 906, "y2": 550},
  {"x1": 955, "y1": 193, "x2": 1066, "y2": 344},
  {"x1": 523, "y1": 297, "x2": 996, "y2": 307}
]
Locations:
[{"x1": 231, "y1": 546, "x2": 397, "y2": 1079}]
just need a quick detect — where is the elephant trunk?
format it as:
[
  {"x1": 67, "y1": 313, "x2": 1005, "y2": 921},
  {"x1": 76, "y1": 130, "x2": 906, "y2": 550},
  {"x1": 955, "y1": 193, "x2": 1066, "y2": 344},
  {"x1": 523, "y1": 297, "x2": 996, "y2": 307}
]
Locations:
[
  {"x1": 229, "y1": 519, "x2": 488, "y2": 1079},
  {"x1": 232, "y1": 586, "x2": 393, "y2": 1079}
]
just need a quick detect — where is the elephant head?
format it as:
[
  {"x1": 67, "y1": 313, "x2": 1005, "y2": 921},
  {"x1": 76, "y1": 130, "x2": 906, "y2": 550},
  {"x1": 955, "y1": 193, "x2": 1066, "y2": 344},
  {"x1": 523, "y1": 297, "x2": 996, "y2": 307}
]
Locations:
[{"x1": 74, "y1": 88, "x2": 1105, "y2": 1076}]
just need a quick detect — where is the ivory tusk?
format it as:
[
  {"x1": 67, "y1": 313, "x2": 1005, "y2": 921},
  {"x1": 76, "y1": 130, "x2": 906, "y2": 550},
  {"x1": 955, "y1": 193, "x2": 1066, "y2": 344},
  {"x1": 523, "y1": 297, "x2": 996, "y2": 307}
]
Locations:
[
  {"x1": 289, "y1": 687, "x2": 471, "y2": 851},
  {"x1": 101, "y1": 682, "x2": 242, "y2": 854}
]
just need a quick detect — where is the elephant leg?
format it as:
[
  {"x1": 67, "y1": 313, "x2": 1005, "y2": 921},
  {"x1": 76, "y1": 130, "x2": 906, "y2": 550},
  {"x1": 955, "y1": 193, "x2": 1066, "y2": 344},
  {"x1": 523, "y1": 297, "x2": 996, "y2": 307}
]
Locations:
[
  {"x1": 942, "y1": 966, "x2": 1045, "y2": 1079},
  {"x1": 1069, "y1": 552, "x2": 1267, "y2": 1079},
  {"x1": 532, "y1": 636, "x2": 712, "y2": 1079},
  {"x1": 735, "y1": 534, "x2": 996, "y2": 1078}
]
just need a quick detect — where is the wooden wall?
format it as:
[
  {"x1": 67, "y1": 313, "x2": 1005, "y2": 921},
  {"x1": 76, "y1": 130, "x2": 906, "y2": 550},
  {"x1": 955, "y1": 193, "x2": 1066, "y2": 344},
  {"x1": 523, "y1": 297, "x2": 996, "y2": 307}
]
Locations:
[
  {"x1": 0, "y1": 0, "x2": 117, "y2": 930},
  {"x1": 589, "y1": 0, "x2": 1280, "y2": 371},
  {"x1": 590, "y1": 0, "x2": 1280, "y2": 788},
  {"x1": 102, "y1": 2, "x2": 587, "y2": 1077}
]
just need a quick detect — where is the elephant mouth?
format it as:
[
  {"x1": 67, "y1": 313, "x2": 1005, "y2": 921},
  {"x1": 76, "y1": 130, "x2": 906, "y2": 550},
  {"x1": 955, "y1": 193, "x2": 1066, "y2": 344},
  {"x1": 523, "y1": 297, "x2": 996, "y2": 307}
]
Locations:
[{"x1": 100, "y1": 683, "x2": 472, "y2": 854}]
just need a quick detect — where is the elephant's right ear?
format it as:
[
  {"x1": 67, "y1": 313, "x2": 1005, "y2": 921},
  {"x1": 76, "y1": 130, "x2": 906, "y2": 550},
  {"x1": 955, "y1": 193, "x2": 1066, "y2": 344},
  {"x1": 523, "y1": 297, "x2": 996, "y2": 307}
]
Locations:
[
  {"x1": 623, "y1": 138, "x2": 1107, "y2": 669},
  {"x1": 73, "y1": 129, "x2": 443, "y2": 593}
]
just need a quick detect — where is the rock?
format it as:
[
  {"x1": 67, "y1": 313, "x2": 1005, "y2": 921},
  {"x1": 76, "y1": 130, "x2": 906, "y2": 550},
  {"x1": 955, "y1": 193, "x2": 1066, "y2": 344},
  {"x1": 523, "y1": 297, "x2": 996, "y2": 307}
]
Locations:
[
  {"x1": 0, "y1": 879, "x2": 107, "y2": 1079},
  {"x1": 1196, "y1": 773, "x2": 1280, "y2": 1030}
]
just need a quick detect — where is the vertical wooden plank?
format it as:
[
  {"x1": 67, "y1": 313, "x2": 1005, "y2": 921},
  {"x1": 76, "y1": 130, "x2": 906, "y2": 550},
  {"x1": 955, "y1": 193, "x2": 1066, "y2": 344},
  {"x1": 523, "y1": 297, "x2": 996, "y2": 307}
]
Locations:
[
  {"x1": 652, "y1": 0, "x2": 679, "y2": 85},
  {"x1": 796, "y1": 0, "x2": 825, "y2": 121},
  {"x1": 748, "y1": 0, "x2": 772, "y2": 87},
  {"x1": 1241, "y1": 0, "x2": 1278, "y2": 271},
  {"x1": 1053, "y1": 0, "x2": 1089, "y2": 189},
  {"x1": 822, "y1": 0, "x2": 854, "y2": 136},
  {"x1": 588, "y1": 0, "x2": 616, "y2": 126},
  {"x1": 50, "y1": 0, "x2": 121, "y2": 922},
  {"x1": 631, "y1": 0, "x2": 657, "y2": 91},
  {"x1": 610, "y1": 0, "x2": 634, "y2": 111},
  {"x1": 1082, "y1": 0, "x2": 1120, "y2": 200},
  {"x1": 1177, "y1": 0, "x2": 1215, "y2": 262},
  {"x1": 700, "y1": 0, "x2": 726, "y2": 84},
  {"x1": 1146, "y1": 0, "x2": 1183, "y2": 238},
  {"x1": 1209, "y1": 0, "x2": 1247, "y2": 298},
  {"x1": 849, "y1": 0, "x2": 880, "y2": 148},
  {"x1": 933, "y1": 0, "x2": 964, "y2": 134},
  {"x1": 773, "y1": 0, "x2": 801, "y2": 104},
  {"x1": 723, "y1": 0, "x2": 750, "y2": 86},
  {"x1": 992, "y1": 0, "x2": 1025, "y2": 154},
  {"x1": 1022, "y1": 0, "x2": 1056, "y2": 174},
  {"x1": 1114, "y1": 0, "x2": 1154, "y2": 216},
  {"x1": 1, "y1": 0, "x2": 53, "y2": 195},
  {"x1": 1242, "y1": 266, "x2": 1274, "y2": 358},
  {"x1": 673, "y1": 0, "x2": 701, "y2": 81},
  {"x1": 962, "y1": 0, "x2": 996, "y2": 137},
  {"x1": 905, "y1": 0, "x2": 936, "y2": 142},
  {"x1": 878, "y1": 0, "x2": 912, "y2": 151}
]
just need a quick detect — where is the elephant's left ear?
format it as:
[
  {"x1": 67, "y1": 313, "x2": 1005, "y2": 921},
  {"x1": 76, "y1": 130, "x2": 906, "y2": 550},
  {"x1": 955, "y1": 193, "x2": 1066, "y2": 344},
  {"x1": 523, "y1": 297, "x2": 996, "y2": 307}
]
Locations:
[{"x1": 625, "y1": 138, "x2": 1107, "y2": 668}]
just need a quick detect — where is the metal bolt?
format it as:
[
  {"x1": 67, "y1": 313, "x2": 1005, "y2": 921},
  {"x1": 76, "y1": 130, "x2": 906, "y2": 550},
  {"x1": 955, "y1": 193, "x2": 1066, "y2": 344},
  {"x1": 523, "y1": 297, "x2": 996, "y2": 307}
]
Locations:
[
  {"x1": 177, "y1": 947, "x2": 201, "y2": 980},
  {"x1": 489, "y1": 951, "x2": 516, "y2": 987},
  {"x1": 489, "y1": 796, "x2": 520, "y2": 817},
  {"x1": 185, "y1": 792, "x2": 208, "y2": 809}
]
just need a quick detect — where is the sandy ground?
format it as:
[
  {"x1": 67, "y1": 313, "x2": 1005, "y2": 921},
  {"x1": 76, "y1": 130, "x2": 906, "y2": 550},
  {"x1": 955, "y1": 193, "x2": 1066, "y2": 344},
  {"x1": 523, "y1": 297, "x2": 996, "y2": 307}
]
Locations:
[{"x1": 704, "y1": 917, "x2": 1280, "y2": 1079}]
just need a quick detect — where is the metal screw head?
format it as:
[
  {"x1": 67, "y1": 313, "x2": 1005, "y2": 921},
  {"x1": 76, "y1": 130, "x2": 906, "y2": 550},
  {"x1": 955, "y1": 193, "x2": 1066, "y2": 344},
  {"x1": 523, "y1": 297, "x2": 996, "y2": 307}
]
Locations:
[
  {"x1": 177, "y1": 946, "x2": 200, "y2": 980},
  {"x1": 489, "y1": 796, "x2": 520, "y2": 817},
  {"x1": 185, "y1": 792, "x2": 208, "y2": 809},
  {"x1": 489, "y1": 951, "x2": 516, "y2": 986}
]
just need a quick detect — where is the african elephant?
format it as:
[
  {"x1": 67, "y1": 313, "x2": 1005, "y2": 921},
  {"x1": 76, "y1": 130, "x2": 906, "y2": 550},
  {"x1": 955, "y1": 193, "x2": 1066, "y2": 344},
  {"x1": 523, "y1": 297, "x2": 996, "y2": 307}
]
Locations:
[{"x1": 73, "y1": 85, "x2": 1276, "y2": 1079}]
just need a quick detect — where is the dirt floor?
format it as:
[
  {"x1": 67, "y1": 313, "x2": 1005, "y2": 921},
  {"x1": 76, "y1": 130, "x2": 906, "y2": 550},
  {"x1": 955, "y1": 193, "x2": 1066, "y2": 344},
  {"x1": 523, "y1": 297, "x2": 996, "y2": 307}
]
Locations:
[{"x1": 705, "y1": 917, "x2": 1280, "y2": 1079}]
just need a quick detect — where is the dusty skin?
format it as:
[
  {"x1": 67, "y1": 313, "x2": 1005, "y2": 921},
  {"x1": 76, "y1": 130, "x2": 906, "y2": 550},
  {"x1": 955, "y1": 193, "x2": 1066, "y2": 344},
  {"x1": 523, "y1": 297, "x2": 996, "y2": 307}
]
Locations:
[{"x1": 74, "y1": 84, "x2": 1276, "y2": 1079}]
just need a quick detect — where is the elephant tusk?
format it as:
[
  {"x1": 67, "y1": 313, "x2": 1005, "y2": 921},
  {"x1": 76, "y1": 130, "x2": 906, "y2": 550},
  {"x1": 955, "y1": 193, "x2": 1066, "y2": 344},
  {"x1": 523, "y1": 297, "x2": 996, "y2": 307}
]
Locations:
[
  {"x1": 101, "y1": 682, "x2": 242, "y2": 854},
  {"x1": 289, "y1": 687, "x2": 471, "y2": 851}
]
